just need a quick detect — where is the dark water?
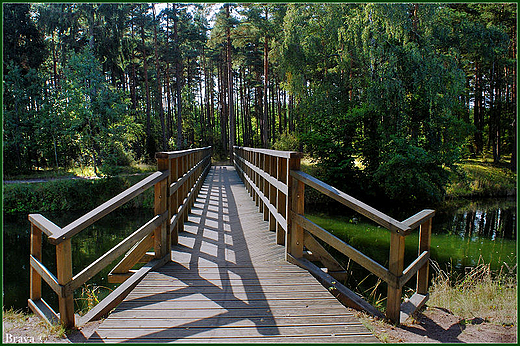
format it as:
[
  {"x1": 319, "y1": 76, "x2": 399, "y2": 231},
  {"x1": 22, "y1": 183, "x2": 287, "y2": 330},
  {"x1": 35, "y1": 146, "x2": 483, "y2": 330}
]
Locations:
[
  {"x1": 306, "y1": 197, "x2": 516, "y2": 275},
  {"x1": 2, "y1": 198, "x2": 516, "y2": 312},
  {"x1": 3, "y1": 208, "x2": 154, "y2": 312}
]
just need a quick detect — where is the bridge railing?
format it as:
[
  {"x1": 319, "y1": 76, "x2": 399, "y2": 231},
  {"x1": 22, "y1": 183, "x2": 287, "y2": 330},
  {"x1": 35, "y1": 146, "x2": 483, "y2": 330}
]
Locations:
[
  {"x1": 28, "y1": 146, "x2": 211, "y2": 328},
  {"x1": 233, "y1": 146, "x2": 434, "y2": 324}
]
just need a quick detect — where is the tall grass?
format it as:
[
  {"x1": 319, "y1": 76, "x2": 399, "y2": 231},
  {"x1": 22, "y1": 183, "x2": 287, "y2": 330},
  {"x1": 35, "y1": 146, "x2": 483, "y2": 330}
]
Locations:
[{"x1": 429, "y1": 257, "x2": 517, "y2": 326}]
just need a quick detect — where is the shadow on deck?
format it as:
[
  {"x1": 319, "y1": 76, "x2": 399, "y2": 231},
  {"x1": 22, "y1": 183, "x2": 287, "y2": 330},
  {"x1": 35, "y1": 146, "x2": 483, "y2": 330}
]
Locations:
[{"x1": 88, "y1": 166, "x2": 378, "y2": 343}]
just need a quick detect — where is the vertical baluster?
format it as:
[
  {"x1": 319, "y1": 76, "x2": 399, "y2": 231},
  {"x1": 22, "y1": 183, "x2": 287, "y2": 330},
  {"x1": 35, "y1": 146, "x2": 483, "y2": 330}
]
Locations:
[
  {"x1": 155, "y1": 158, "x2": 169, "y2": 259},
  {"x1": 276, "y1": 157, "x2": 287, "y2": 245},
  {"x1": 171, "y1": 157, "x2": 179, "y2": 245},
  {"x1": 287, "y1": 153, "x2": 303, "y2": 259},
  {"x1": 263, "y1": 154, "x2": 270, "y2": 221},
  {"x1": 29, "y1": 223, "x2": 42, "y2": 301},
  {"x1": 417, "y1": 218, "x2": 432, "y2": 295},
  {"x1": 268, "y1": 155, "x2": 276, "y2": 231}
]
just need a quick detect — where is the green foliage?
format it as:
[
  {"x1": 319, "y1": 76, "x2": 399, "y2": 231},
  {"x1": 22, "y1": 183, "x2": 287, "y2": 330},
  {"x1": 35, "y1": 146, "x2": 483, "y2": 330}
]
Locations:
[
  {"x1": 3, "y1": 176, "x2": 154, "y2": 215},
  {"x1": 272, "y1": 132, "x2": 300, "y2": 152},
  {"x1": 446, "y1": 161, "x2": 517, "y2": 198}
]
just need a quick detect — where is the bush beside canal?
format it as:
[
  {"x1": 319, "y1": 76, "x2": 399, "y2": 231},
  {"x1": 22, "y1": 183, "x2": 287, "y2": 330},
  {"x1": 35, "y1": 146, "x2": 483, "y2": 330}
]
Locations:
[{"x1": 3, "y1": 175, "x2": 154, "y2": 215}]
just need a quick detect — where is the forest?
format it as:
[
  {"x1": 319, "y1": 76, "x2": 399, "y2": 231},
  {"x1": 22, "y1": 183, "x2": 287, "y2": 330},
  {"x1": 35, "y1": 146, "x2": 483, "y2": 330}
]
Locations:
[{"x1": 3, "y1": 3, "x2": 517, "y2": 205}]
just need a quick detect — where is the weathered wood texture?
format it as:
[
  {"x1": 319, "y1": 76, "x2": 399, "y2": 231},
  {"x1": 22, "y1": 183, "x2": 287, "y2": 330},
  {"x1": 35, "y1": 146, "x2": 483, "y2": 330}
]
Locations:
[{"x1": 90, "y1": 166, "x2": 378, "y2": 343}]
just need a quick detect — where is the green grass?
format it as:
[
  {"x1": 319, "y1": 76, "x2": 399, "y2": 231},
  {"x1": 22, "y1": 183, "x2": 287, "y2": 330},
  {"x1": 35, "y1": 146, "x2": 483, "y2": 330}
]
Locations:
[
  {"x1": 446, "y1": 160, "x2": 516, "y2": 198},
  {"x1": 429, "y1": 259, "x2": 517, "y2": 326},
  {"x1": 2, "y1": 307, "x2": 67, "y2": 340},
  {"x1": 4, "y1": 163, "x2": 157, "y2": 181}
]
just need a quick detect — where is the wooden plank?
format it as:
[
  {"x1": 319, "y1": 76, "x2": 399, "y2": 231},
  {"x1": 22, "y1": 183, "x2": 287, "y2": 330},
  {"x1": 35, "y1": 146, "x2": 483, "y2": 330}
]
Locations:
[
  {"x1": 401, "y1": 209, "x2": 435, "y2": 234},
  {"x1": 56, "y1": 239, "x2": 74, "y2": 327},
  {"x1": 399, "y1": 251, "x2": 430, "y2": 288},
  {"x1": 291, "y1": 170, "x2": 410, "y2": 234},
  {"x1": 28, "y1": 298, "x2": 59, "y2": 325},
  {"x1": 110, "y1": 233, "x2": 154, "y2": 278},
  {"x1": 77, "y1": 256, "x2": 170, "y2": 327},
  {"x1": 303, "y1": 231, "x2": 345, "y2": 272},
  {"x1": 29, "y1": 224, "x2": 42, "y2": 300},
  {"x1": 293, "y1": 213, "x2": 394, "y2": 285},
  {"x1": 29, "y1": 255, "x2": 61, "y2": 296},
  {"x1": 110, "y1": 307, "x2": 355, "y2": 319},
  {"x1": 101, "y1": 316, "x2": 359, "y2": 328},
  {"x1": 49, "y1": 170, "x2": 169, "y2": 244},
  {"x1": 67, "y1": 214, "x2": 164, "y2": 294},
  {"x1": 28, "y1": 214, "x2": 61, "y2": 237},
  {"x1": 92, "y1": 328, "x2": 374, "y2": 341},
  {"x1": 90, "y1": 335, "x2": 377, "y2": 343},
  {"x1": 400, "y1": 293, "x2": 429, "y2": 324},
  {"x1": 290, "y1": 256, "x2": 385, "y2": 319}
]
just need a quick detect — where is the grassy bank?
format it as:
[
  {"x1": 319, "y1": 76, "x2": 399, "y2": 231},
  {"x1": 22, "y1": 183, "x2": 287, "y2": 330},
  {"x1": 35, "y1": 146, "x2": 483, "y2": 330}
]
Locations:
[
  {"x1": 429, "y1": 259, "x2": 517, "y2": 326},
  {"x1": 3, "y1": 174, "x2": 155, "y2": 215},
  {"x1": 446, "y1": 160, "x2": 517, "y2": 198}
]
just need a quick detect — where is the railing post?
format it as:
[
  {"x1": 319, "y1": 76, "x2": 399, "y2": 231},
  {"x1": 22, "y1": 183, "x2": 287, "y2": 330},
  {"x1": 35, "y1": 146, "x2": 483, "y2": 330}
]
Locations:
[
  {"x1": 417, "y1": 218, "x2": 432, "y2": 295},
  {"x1": 29, "y1": 223, "x2": 42, "y2": 301},
  {"x1": 155, "y1": 158, "x2": 170, "y2": 259},
  {"x1": 276, "y1": 157, "x2": 286, "y2": 245},
  {"x1": 387, "y1": 232, "x2": 405, "y2": 324},
  {"x1": 287, "y1": 153, "x2": 303, "y2": 260},
  {"x1": 56, "y1": 239, "x2": 75, "y2": 328},
  {"x1": 170, "y1": 157, "x2": 179, "y2": 245}
]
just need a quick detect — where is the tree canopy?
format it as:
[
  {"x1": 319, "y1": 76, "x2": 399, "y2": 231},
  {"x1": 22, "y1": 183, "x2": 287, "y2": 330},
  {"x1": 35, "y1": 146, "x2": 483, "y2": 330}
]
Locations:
[{"x1": 3, "y1": 3, "x2": 517, "y2": 204}]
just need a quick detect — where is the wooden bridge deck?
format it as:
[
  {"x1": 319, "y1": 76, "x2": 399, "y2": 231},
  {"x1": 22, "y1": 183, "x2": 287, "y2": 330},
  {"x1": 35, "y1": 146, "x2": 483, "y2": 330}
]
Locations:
[{"x1": 89, "y1": 165, "x2": 378, "y2": 343}]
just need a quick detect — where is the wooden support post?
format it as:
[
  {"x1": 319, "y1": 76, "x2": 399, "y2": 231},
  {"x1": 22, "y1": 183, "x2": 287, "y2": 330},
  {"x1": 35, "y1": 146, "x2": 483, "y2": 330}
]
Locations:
[
  {"x1": 387, "y1": 232, "x2": 405, "y2": 324},
  {"x1": 287, "y1": 154, "x2": 303, "y2": 260},
  {"x1": 269, "y1": 156, "x2": 277, "y2": 232},
  {"x1": 56, "y1": 239, "x2": 74, "y2": 328},
  {"x1": 263, "y1": 154, "x2": 270, "y2": 221},
  {"x1": 276, "y1": 157, "x2": 286, "y2": 245},
  {"x1": 30, "y1": 223, "x2": 42, "y2": 300},
  {"x1": 155, "y1": 158, "x2": 169, "y2": 259},
  {"x1": 183, "y1": 155, "x2": 189, "y2": 223},
  {"x1": 178, "y1": 155, "x2": 185, "y2": 232},
  {"x1": 171, "y1": 158, "x2": 179, "y2": 245},
  {"x1": 417, "y1": 218, "x2": 432, "y2": 295}
]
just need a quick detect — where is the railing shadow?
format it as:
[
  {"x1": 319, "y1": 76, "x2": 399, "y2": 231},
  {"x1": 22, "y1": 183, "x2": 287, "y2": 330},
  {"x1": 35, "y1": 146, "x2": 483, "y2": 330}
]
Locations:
[{"x1": 89, "y1": 165, "x2": 280, "y2": 342}]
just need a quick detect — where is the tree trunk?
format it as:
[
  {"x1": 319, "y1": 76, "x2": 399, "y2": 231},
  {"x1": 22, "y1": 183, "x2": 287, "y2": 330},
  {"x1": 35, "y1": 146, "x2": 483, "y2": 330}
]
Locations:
[
  {"x1": 140, "y1": 24, "x2": 152, "y2": 158},
  {"x1": 263, "y1": 35, "x2": 269, "y2": 148},
  {"x1": 152, "y1": 4, "x2": 167, "y2": 151},
  {"x1": 226, "y1": 4, "x2": 235, "y2": 159},
  {"x1": 173, "y1": 4, "x2": 183, "y2": 150}
]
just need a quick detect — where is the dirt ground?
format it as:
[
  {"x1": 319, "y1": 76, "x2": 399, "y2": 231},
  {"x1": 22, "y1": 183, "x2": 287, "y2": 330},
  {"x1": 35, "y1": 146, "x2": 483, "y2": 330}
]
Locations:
[
  {"x1": 356, "y1": 306, "x2": 517, "y2": 343},
  {"x1": 3, "y1": 306, "x2": 517, "y2": 343}
]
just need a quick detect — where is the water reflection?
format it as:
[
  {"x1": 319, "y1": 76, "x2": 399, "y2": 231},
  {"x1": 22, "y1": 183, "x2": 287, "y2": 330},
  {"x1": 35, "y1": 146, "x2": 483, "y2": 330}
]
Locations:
[
  {"x1": 435, "y1": 198, "x2": 516, "y2": 241},
  {"x1": 3, "y1": 209, "x2": 154, "y2": 311}
]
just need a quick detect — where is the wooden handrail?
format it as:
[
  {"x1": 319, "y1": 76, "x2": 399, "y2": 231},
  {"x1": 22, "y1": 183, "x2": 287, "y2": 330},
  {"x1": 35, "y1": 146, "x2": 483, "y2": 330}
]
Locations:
[
  {"x1": 28, "y1": 214, "x2": 61, "y2": 237},
  {"x1": 233, "y1": 147, "x2": 434, "y2": 324},
  {"x1": 291, "y1": 170, "x2": 410, "y2": 234},
  {"x1": 48, "y1": 170, "x2": 169, "y2": 245},
  {"x1": 156, "y1": 146, "x2": 212, "y2": 159},
  {"x1": 234, "y1": 146, "x2": 302, "y2": 159},
  {"x1": 292, "y1": 212, "x2": 396, "y2": 286},
  {"x1": 65, "y1": 212, "x2": 168, "y2": 296},
  {"x1": 29, "y1": 147, "x2": 212, "y2": 328}
]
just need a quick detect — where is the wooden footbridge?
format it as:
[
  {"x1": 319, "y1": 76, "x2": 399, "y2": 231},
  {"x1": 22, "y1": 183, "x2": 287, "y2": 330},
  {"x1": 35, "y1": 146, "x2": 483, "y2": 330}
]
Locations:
[{"x1": 28, "y1": 146, "x2": 435, "y2": 343}]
